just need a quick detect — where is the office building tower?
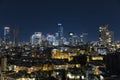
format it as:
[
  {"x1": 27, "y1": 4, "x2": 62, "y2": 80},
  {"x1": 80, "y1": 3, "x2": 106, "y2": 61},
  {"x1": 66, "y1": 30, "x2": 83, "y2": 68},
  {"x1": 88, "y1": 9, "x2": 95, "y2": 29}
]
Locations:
[
  {"x1": 57, "y1": 23, "x2": 64, "y2": 46},
  {"x1": 31, "y1": 32, "x2": 42, "y2": 46},
  {"x1": 69, "y1": 32, "x2": 80, "y2": 46},
  {"x1": 46, "y1": 34, "x2": 57, "y2": 46},
  {"x1": 80, "y1": 33, "x2": 88, "y2": 44},
  {"x1": 4, "y1": 27, "x2": 10, "y2": 44},
  {"x1": 69, "y1": 32, "x2": 74, "y2": 45},
  {"x1": 58, "y1": 23, "x2": 63, "y2": 39},
  {"x1": 13, "y1": 26, "x2": 18, "y2": 47},
  {"x1": 55, "y1": 32, "x2": 59, "y2": 40},
  {"x1": 72, "y1": 35, "x2": 80, "y2": 46},
  {"x1": 54, "y1": 32, "x2": 59, "y2": 46},
  {"x1": 99, "y1": 24, "x2": 114, "y2": 46}
]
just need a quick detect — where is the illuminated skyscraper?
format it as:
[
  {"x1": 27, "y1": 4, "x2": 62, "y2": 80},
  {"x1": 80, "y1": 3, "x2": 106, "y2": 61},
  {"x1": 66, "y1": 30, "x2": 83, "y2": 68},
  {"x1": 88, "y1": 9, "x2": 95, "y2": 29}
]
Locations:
[
  {"x1": 69, "y1": 32, "x2": 80, "y2": 46},
  {"x1": 80, "y1": 33, "x2": 88, "y2": 44},
  {"x1": 69, "y1": 32, "x2": 74, "y2": 45},
  {"x1": 57, "y1": 23, "x2": 64, "y2": 46},
  {"x1": 31, "y1": 32, "x2": 42, "y2": 45},
  {"x1": 46, "y1": 34, "x2": 57, "y2": 46},
  {"x1": 99, "y1": 24, "x2": 114, "y2": 46},
  {"x1": 4, "y1": 27, "x2": 10, "y2": 43},
  {"x1": 58, "y1": 23, "x2": 63, "y2": 39}
]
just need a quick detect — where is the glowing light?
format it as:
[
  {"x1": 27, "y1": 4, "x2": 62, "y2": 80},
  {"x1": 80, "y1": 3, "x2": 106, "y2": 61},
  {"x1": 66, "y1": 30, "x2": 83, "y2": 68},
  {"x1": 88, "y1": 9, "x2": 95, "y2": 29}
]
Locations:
[
  {"x1": 92, "y1": 56, "x2": 103, "y2": 60},
  {"x1": 69, "y1": 33, "x2": 73, "y2": 36},
  {"x1": 58, "y1": 23, "x2": 62, "y2": 26},
  {"x1": 81, "y1": 75, "x2": 85, "y2": 79}
]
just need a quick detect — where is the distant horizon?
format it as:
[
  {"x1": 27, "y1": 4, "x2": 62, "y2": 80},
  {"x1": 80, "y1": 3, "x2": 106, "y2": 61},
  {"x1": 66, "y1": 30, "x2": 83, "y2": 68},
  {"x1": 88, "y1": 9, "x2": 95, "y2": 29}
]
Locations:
[{"x1": 0, "y1": 23, "x2": 119, "y2": 42}]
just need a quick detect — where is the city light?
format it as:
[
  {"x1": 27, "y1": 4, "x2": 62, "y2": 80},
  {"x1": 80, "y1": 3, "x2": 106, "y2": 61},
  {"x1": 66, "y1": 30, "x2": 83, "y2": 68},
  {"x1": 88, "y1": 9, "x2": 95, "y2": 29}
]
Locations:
[{"x1": 0, "y1": 24, "x2": 120, "y2": 80}]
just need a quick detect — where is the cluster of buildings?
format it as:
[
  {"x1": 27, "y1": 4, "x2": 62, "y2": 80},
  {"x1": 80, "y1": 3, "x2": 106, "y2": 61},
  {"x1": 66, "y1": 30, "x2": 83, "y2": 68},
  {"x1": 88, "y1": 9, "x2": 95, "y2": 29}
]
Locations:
[
  {"x1": 0, "y1": 23, "x2": 88, "y2": 47},
  {"x1": 30, "y1": 23, "x2": 88, "y2": 46},
  {"x1": 0, "y1": 24, "x2": 120, "y2": 80},
  {"x1": 1, "y1": 24, "x2": 118, "y2": 52}
]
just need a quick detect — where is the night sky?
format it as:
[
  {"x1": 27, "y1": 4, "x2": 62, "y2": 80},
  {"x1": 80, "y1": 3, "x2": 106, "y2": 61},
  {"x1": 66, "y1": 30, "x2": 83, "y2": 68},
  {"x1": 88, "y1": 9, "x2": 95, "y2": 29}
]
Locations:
[{"x1": 0, "y1": 0, "x2": 120, "y2": 41}]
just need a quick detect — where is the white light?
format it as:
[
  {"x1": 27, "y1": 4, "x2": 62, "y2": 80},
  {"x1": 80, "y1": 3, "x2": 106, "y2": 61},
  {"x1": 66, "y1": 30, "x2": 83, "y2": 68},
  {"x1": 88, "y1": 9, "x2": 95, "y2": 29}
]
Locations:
[
  {"x1": 100, "y1": 75, "x2": 104, "y2": 80},
  {"x1": 81, "y1": 75, "x2": 85, "y2": 79},
  {"x1": 69, "y1": 33, "x2": 73, "y2": 36},
  {"x1": 69, "y1": 75, "x2": 74, "y2": 79},
  {"x1": 56, "y1": 72, "x2": 59, "y2": 75},
  {"x1": 4, "y1": 27, "x2": 10, "y2": 29},
  {"x1": 58, "y1": 23, "x2": 62, "y2": 26},
  {"x1": 67, "y1": 73, "x2": 75, "y2": 79}
]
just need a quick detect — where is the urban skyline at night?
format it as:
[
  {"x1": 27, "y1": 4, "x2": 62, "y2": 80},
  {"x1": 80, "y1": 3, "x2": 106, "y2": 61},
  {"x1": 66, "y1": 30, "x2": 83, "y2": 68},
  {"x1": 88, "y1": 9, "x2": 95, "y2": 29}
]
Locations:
[
  {"x1": 1, "y1": 0, "x2": 120, "y2": 80},
  {"x1": 0, "y1": 22, "x2": 116, "y2": 42}
]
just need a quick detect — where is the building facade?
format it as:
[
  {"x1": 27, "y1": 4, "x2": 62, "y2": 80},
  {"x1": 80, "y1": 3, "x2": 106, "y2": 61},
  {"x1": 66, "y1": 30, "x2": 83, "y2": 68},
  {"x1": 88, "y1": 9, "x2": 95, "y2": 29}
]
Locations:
[
  {"x1": 99, "y1": 24, "x2": 114, "y2": 47},
  {"x1": 31, "y1": 32, "x2": 42, "y2": 46},
  {"x1": 4, "y1": 27, "x2": 10, "y2": 44}
]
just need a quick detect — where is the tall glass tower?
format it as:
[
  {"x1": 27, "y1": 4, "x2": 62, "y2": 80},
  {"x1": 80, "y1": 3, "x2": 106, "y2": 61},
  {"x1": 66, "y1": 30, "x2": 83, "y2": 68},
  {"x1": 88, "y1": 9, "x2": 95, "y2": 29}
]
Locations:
[
  {"x1": 57, "y1": 23, "x2": 64, "y2": 46},
  {"x1": 58, "y1": 23, "x2": 63, "y2": 39},
  {"x1": 4, "y1": 27, "x2": 10, "y2": 44},
  {"x1": 31, "y1": 32, "x2": 42, "y2": 46}
]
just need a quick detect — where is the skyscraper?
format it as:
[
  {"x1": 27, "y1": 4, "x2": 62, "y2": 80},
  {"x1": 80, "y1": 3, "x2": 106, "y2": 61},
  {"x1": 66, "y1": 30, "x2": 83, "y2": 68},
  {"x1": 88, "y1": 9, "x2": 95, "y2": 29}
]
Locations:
[
  {"x1": 4, "y1": 27, "x2": 10, "y2": 44},
  {"x1": 57, "y1": 23, "x2": 64, "y2": 46},
  {"x1": 99, "y1": 24, "x2": 114, "y2": 46},
  {"x1": 46, "y1": 34, "x2": 56, "y2": 46},
  {"x1": 69, "y1": 32, "x2": 80, "y2": 46},
  {"x1": 13, "y1": 26, "x2": 18, "y2": 47},
  {"x1": 69, "y1": 32, "x2": 74, "y2": 46},
  {"x1": 80, "y1": 33, "x2": 88, "y2": 44},
  {"x1": 58, "y1": 23, "x2": 63, "y2": 39},
  {"x1": 31, "y1": 32, "x2": 42, "y2": 46}
]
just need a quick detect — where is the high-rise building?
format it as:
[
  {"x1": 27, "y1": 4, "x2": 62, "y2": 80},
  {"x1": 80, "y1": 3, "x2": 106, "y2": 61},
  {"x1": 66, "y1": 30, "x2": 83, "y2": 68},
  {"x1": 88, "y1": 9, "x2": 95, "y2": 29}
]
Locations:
[
  {"x1": 57, "y1": 23, "x2": 64, "y2": 46},
  {"x1": 55, "y1": 32, "x2": 59, "y2": 40},
  {"x1": 46, "y1": 34, "x2": 57, "y2": 46},
  {"x1": 31, "y1": 32, "x2": 42, "y2": 46},
  {"x1": 13, "y1": 26, "x2": 18, "y2": 47},
  {"x1": 80, "y1": 33, "x2": 88, "y2": 44},
  {"x1": 99, "y1": 24, "x2": 114, "y2": 46},
  {"x1": 4, "y1": 27, "x2": 10, "y2": 44},
  {"x1": 69, "y1": 32, "x2": 80, "y2": 46},
  {"x1": 58, "y1": 23, "x2": 63, "y2": 39},
  {"x1": 69, "y1": 32, "x2": 74, "y2": 45}
]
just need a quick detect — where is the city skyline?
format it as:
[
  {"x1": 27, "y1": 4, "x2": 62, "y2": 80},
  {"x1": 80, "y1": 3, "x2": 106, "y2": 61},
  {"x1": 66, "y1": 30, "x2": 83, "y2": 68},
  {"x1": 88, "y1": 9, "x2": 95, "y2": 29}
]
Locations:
[{"x1": 0, "y1": 0, "x2": 120, "y2": 41}]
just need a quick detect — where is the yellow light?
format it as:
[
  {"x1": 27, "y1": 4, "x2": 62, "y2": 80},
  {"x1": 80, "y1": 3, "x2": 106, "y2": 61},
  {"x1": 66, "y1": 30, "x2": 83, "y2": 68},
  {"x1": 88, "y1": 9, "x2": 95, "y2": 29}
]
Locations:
[
  {"x1": 76, "y1": 64, "x2": 80, "y2": 68},
  {"x1": 92, "y1": 57, "x2": 103, "y2": 60},
  {"x1": 75, "y1": 75, "x2": 80, "y2": 79}
]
